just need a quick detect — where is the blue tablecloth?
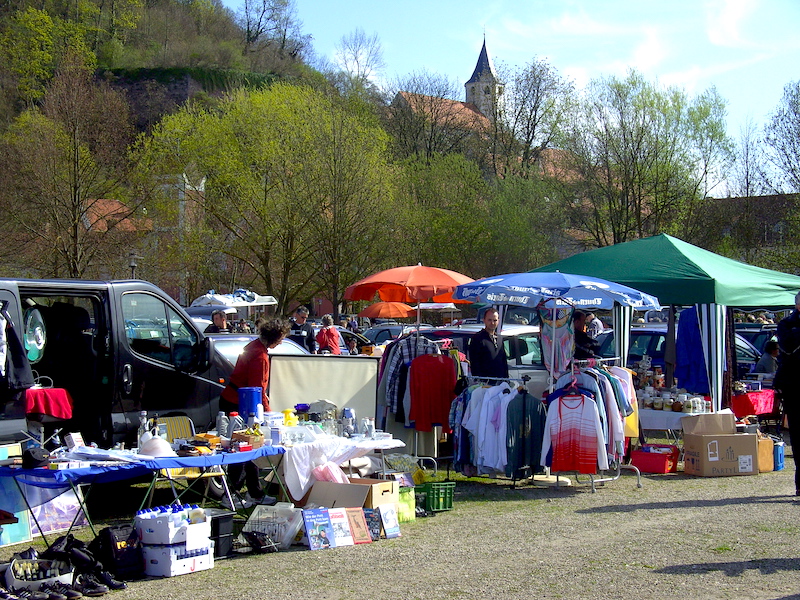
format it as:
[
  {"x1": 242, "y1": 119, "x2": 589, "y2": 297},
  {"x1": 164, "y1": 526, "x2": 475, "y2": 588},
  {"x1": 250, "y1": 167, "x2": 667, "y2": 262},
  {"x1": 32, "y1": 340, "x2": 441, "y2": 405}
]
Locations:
[{"x1": 0, "y1": 445, "x2": 285, "y2": 512}]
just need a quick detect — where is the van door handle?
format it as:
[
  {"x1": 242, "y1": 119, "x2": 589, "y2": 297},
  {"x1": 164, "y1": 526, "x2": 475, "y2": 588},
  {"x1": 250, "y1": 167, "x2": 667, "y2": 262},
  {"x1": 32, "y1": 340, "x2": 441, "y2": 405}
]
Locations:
[{"x1": 122, "y1": 363, "x2": 133, "y2": 394}]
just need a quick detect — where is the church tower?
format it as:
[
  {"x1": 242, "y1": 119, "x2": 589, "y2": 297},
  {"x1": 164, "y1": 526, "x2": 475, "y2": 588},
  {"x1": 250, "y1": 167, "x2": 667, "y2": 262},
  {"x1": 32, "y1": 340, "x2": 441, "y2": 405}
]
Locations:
[{"x1": 465, "y1": 38, "x2": 503, "y2": 121}]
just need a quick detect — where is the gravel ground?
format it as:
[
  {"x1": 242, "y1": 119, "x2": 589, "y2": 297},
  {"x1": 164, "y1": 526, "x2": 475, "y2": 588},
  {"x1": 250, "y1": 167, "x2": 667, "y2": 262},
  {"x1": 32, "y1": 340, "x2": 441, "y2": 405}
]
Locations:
[{"x1": 3, "y1": 446, "x2": 800, "y2": 600}]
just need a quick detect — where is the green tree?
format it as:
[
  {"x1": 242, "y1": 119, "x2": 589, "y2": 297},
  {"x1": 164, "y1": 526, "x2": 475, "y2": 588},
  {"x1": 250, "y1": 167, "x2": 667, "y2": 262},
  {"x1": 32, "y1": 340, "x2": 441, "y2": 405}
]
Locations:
[
  {"x1": 0, "y1": 7, "x2": 96, "y2": 106},
  {"x1": 0, "y1": 56, "x2": 137, "y2": 278},
  {"x1": 140, "y1": 82, "x2": 395, "y2": 314},
  {"x1": 555, "y1": 71, "x2": 732, "y2": 247},
  {"x1": 393, "y1": 153, "x2": 492, "y2": 277}
]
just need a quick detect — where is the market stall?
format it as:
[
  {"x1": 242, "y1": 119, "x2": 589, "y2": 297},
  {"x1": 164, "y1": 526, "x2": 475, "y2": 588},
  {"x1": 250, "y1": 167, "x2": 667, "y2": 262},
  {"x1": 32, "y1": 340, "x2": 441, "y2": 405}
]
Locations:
[{"x1": 531, "y1": 233, "x2": 800, "y2": 411}]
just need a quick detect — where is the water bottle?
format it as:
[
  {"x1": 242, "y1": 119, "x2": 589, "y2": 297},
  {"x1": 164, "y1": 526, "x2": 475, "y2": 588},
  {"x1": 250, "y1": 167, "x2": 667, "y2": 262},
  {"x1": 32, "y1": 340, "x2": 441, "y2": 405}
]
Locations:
[
  {"x1": 137, "y1": 411, "x2": 148, "y2": 448},
  {"x1": 216, "y1": 411, "x2": 229, "y2": 436},
  {"x1": 227, "y1": 411, "x2": 245, "y2": 438}
]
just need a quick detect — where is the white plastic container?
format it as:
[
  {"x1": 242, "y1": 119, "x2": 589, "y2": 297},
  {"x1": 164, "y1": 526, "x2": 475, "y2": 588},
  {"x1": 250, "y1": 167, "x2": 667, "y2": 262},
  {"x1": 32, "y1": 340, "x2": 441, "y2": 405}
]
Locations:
[
  {"x1": 5, "y1": 560, "x2": 72, "y2": 592},
  {"x1": 135, "y1": 515, "x2": 211, "y2": 546},
  {"x1": 142, "y1": 541, "x2": 214, "y2": 577}
]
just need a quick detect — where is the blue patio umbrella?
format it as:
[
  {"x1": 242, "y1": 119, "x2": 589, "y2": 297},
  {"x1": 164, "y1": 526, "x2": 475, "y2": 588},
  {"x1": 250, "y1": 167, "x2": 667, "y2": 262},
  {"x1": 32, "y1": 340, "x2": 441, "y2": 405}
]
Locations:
[
  {"x1": 453, "y1": 272, "x2": 660, "y2": 310},
  {"x1": 454, "y1": 272, "x2": 660, "y2": 385}
]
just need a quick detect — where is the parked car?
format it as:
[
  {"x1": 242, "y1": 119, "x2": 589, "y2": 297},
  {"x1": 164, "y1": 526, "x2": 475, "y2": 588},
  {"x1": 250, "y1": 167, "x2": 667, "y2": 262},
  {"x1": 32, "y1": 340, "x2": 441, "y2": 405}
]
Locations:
[
  {"x1": 735, "y1": 323, "x2": 777, "y2": 353},
  {"x1": 310, "y1": 325, "x2": 371, "y2": 353},
  {"x1": 0, "y1": 278, "x2": 214, "y2": 447},
  {"x1": 416, "y1": 323, "x2": 550, "y2": 399},
  {"x1": 206, "y1": 334, "x2": 310, "y2": 369},
  {"x1": 362, "y1": 324, "x2": 433, "y2": 345},
  {"x1": 596, "y1": 326, "x2": 760, "y2": 378}
]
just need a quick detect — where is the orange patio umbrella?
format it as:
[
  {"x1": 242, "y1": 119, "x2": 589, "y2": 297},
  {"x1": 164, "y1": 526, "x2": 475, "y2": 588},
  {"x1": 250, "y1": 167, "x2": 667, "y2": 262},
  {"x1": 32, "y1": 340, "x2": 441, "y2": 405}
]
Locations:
[
  {"x1": 357, "y1": 302, "x2": 417, "y2": 319},
  {"x1": 344, "y1": 264, "x2": 474, "y2": 303}
]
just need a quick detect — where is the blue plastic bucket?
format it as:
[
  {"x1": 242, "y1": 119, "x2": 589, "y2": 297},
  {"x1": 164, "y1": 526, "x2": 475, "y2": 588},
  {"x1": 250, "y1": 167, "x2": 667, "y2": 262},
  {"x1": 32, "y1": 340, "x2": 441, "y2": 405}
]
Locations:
[{"x1": 237, "y1": 387, "x2": 261, "y2": 419}]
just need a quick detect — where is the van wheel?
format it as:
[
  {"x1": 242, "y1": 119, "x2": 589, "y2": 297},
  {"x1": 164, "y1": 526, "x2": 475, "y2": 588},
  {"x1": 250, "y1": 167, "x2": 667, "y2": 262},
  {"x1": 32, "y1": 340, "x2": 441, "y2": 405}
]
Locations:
[{"x1": 205, "y1": 474, "x2": 226, "y2": 500}]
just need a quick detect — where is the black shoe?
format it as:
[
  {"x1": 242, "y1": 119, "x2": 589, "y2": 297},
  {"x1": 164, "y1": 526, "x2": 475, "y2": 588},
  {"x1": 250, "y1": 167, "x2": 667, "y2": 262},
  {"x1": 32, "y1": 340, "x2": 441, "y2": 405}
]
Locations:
[
  {"x1": 92, "y1": 572, "x2": 125, "y2": 591},
  {"x1": 13, "y1": 547, "x2": 39, "y2": 561},
  {"x1": 41, "y1": 583, "x2": 80, "y2": 600},
  {"x1": 71, "y1": 575, "x2": 108, "y2": 598},
  {"x1": 37, "y1": 584, "x2": 66, "y2": 600},
  {"x1": 13, "y1": 589, "x2": 49, "y2": 600}
]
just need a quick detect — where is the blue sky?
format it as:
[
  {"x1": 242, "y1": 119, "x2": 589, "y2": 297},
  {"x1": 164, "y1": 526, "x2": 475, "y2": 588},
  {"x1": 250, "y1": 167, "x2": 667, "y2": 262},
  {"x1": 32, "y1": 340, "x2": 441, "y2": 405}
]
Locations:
[{"x1": 292, "y1": 0, "x2": 800, "y2": 139}]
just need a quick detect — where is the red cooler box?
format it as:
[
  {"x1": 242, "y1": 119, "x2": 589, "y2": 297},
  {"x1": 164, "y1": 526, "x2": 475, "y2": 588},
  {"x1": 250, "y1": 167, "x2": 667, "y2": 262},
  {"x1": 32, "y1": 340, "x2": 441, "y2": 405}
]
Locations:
[{"x1": 631, "y1": 444, "x2": 680, "y2": 474}]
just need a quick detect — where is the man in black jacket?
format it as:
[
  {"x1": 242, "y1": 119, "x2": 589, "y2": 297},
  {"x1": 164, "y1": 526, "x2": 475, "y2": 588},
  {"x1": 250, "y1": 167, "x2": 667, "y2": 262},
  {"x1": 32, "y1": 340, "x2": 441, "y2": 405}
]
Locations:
[
  {"x1": 573, "y1": 310, "x2": 600, "y2": 359},
  {"x1": 288, "y1": 306, "x2": 316, "y2": 353},
  {"x1": 468, "y1": 308, "x2": 509, "y2": 378},
  {"x1": 775, "y1": 292, "x2": 800, "y2": 496}
]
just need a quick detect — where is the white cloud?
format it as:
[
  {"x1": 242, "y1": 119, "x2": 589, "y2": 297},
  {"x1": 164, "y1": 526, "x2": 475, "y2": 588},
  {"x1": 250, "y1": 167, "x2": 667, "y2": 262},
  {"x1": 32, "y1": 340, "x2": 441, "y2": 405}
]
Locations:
[
  {"x1": 629, "y1": 26, "x2": 668, "y2": 73},
  {"x1": 705, "y1": 0, "x2": 759, "y2": 48}
]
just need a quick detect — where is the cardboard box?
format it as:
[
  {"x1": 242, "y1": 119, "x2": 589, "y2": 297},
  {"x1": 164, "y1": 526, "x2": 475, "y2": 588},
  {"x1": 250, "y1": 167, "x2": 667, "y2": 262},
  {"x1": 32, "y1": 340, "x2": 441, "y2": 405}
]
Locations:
[
  {"x1": 304, "y1": 478, "x2": 399, "y2": 510},
  {"x1": 758, "y1": 437, "x2": 774, "y2": 473},
  {"x1": 348, "y1": 478, "x2": 399, "y2": 509},
  {"x1": 231, "y1": 432, "x2": 264, "y2": 449},
  {"x1": 305, "y1": 481, "x2": 370, "y2": 509},
  {"x1": 682, "y1": 413, "x2": 758, "y2": 477}
]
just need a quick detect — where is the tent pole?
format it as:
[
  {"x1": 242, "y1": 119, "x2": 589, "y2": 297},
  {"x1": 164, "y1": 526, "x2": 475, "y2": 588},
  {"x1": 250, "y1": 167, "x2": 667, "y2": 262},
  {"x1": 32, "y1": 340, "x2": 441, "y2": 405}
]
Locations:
[{"x1": 665, "y1": 305, "x2": 676, "y2": 388}]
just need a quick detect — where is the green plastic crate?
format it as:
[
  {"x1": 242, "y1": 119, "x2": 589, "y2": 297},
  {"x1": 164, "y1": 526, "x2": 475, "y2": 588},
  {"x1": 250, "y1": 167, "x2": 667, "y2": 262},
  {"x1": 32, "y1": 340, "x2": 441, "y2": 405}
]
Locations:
[{"x1": 418, "y1": 482, "x2": 455, "y2": 512}]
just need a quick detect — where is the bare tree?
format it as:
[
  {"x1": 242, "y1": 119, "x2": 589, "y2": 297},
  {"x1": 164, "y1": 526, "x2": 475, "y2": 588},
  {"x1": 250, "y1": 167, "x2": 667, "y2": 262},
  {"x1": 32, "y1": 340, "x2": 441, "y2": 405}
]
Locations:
[
  {"x1": 383, "y1": 70, "x2": 489, "y2": 162},
  {"x1": 765, "y1": 80, "x2": 800, "y2": 193},
  {"x1": 0, "y1": 55, "x2": 139, "y2": 278},
  {"x1": 490, "y1": 58, "x2": 574, "y2": 178},
  {"x1": 335, "y1": 27, "x2": 384, "y2": 84}
]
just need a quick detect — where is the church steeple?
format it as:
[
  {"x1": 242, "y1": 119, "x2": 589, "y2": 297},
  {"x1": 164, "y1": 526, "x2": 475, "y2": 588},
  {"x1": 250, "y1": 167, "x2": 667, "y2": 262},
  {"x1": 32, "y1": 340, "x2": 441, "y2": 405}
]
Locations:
[{"x1": 465, "y1": 38, "x2": 503, "y2": 121}]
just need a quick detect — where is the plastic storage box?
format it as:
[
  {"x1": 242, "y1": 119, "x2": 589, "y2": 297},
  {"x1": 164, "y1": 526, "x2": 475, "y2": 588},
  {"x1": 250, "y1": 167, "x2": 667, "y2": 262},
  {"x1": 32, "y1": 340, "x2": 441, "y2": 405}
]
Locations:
[
  {"x1": 135, "y1": 515, "x2": 211, "y2": 546},
  {"x1": 417, "y1": 482, "x2": 456, "y2": 512},
  {"x1": 241, "y1": 503, "x2": 304, "y2": 550},
  {"x1": 205, "y1": 508, "x2": 235, "y2": 558},
  {"x1": 5, "y1": 559, "x2": 72, "y2": 592},
  {"x1": 142, "y1": 542, "x2": 214, "y2": 578},
  {"x1": 630, "y1": 444, "x2": 680, "y2": 474}
]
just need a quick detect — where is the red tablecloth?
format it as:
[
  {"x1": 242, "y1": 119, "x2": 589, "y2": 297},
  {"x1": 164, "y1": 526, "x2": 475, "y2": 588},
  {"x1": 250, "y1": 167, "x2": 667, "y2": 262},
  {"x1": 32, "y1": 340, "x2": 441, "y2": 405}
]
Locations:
[
  {"x1": 731, "y1": 389, "x2": 775, "y2": 418},
  {"x1": 25, "y1": 387, "x2": 73, "y2": 420}
]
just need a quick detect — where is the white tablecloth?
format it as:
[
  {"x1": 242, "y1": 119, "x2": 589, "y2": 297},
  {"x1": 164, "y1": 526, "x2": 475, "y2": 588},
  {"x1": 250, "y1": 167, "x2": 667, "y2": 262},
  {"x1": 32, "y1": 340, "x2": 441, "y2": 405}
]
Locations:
[
  {"x1": 638, "y1": 409, "x2": 704, "y2": 431},
  {"x1": 282, "y1": 437, "x2": 405, "y2": 500}
]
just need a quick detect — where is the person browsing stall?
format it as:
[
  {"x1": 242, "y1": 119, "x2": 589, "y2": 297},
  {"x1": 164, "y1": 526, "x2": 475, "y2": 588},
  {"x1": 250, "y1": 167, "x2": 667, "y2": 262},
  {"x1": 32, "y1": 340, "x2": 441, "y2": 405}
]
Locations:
[
  {"x1": 288, "y1": 306, "x2": 316, "y2": 353},
  {"x1": 755, "y1": 340, "x2": 779, "y2": 374},
  {"x1": 204, "y1": 309, "x2": 230, "y2": 333},
  {"x1": 316, "y1": 314, "x2": 342, "y2": 354},
  {"x1": 220, "y1": 318, "x2": 290, "y2": 507},
  {"x1": 468, "y1": 308, "x2": 509, "y2": 378},
  {"x1": 573, "y1": 309, "x2": 600, "y2": 359},
  {"x1": 586, "y1": 312, "x2": 604, "y2": 339},
  {"x1": 775, "y1": 293, "x2": 800, "y2": 496}
]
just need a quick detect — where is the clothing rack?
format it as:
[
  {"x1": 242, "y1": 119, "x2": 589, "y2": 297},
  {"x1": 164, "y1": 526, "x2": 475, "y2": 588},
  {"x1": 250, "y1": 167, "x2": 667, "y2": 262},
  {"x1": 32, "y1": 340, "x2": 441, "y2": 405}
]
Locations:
[
  {"x1": 454, "y1": 375, "x2": 538, "y2": 487},
  {"x1": 550, "y1": 359, "x2": 643, "y2": 492}
]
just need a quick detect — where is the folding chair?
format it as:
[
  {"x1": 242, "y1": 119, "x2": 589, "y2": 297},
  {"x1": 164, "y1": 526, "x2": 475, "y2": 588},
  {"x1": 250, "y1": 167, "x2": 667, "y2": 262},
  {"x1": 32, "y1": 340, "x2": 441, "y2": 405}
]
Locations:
[{"x1": 144, "y1": 416, "x2": 232, "y2": 507}]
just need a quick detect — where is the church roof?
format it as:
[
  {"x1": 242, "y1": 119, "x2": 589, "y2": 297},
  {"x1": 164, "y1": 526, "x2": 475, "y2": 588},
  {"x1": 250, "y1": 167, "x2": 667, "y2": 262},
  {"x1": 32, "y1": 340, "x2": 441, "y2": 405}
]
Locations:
[
  {"x1": 466, "y1": 39, "x2": 497, "y2": 84},
  {"x1": 394, "y1": 92, "x2": 491, "y2": 132}
]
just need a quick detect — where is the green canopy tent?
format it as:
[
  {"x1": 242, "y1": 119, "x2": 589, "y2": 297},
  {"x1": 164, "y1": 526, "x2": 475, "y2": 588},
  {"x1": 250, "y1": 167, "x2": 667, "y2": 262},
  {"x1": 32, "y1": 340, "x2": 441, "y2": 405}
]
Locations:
[{"x1": 531, "y1": 234, "x2": 800, "y2": 409}]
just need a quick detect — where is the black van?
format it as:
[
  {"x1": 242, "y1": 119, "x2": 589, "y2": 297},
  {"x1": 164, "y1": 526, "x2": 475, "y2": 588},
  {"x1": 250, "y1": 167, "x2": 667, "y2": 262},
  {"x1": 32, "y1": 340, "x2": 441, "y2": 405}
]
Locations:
[{"x1": 0, "y1": 278, "x2": 220, "y2": 447}]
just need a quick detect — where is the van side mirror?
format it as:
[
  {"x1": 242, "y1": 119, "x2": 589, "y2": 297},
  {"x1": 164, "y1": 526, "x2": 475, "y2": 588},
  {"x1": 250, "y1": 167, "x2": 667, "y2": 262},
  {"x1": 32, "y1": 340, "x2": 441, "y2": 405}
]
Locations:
[{"x1": 195, "y1": 336, "x2": 213, "y2": 373}]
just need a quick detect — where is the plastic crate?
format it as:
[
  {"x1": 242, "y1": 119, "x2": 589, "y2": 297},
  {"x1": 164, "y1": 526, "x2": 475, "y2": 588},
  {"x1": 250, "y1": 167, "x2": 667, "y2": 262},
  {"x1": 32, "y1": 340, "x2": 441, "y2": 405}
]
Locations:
[
  {"x1": 630, "y1": 444, "x2": 679, "y2": 474},
  {"x1": 417, "y1": 482, "x2": 455, "y2": 512}
]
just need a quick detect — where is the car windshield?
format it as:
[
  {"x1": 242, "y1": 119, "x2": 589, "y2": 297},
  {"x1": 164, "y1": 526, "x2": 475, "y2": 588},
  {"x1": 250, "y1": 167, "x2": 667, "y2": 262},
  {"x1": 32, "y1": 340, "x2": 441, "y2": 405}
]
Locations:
[{"x1": 213, "y1": 336, "x2": 306, "y2": 364}]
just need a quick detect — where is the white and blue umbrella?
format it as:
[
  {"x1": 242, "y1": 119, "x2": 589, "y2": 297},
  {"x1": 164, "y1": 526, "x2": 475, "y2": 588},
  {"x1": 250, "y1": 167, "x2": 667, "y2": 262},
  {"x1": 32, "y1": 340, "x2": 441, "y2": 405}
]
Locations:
[
  {"x1": 453, "y1": 272, "x2": 660, "y2": 310},
  {"x1": 454, "y1": 272, "x2": 660, "y2": 386}
]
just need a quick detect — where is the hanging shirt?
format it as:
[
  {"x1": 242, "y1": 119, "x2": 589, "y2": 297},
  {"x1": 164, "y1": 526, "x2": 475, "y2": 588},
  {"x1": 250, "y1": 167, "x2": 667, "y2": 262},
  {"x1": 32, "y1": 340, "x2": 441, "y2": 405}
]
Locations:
[
  {"x1": 541, "y1": 393, "x2": 608, "y2": 474},
  {"x1": 409, "y1": 354, "x2": 457, "y2": 433}
]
